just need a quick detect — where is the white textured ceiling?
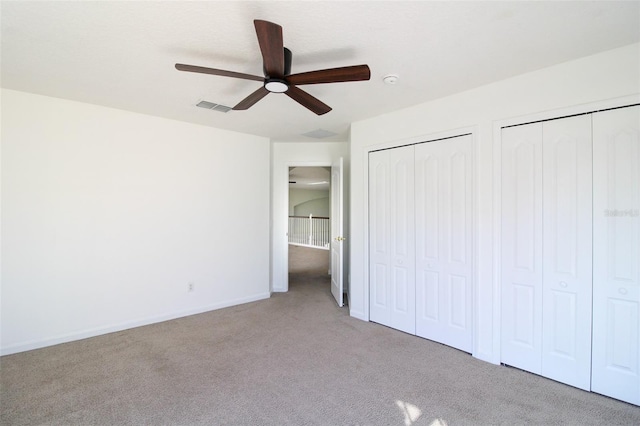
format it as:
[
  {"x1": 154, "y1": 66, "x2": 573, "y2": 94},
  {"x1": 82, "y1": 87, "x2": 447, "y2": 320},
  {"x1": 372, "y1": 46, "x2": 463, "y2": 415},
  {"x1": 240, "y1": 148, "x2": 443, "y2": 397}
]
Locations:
[
  {"x1": 2, "y1": 1, "x2": 639, "y2": 142},
  {"x1": 289, "y1": 167, "x2": 331, "y2": 191}
]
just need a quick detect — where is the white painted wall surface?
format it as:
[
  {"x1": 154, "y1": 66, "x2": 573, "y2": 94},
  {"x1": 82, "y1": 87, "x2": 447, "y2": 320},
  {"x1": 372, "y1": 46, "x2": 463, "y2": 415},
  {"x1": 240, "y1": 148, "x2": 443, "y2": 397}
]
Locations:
[
  {"x1": 293, "y1": 197, "x2": 329, "y2": 218},
  {"x1": 349, "y1": 43, "x2": 640, "y2": 364},
  {"x1": 289, "y1": 188, "x2": 329, "y2": 216},
  {"x1": 271, "y1": 142, "x2": 349, "y2": 293},
  {"x1": 1, "y1": 90, "x2": 271, "y2": 355}
]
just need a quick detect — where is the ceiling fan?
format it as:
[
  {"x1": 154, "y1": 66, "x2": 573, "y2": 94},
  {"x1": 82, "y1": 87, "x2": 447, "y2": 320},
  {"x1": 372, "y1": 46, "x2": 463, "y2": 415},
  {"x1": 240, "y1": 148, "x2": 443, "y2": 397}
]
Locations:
[{"x1": 175, "y1": 20, "x2": 371, "y2": 115}]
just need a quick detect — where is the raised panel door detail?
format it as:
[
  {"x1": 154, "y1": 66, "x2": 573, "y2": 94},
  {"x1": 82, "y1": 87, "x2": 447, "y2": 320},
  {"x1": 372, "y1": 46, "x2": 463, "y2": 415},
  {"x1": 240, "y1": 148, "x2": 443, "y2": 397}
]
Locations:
[
  {"x1": 515, "y1": 142, "x2": 538, "y2": 271},
  {"x1": 541, "y1": 114, "x2": 592, "y2": 391},
  {"x1": 552, "y1": 138, "x2": 578, "y2": 276},
  {"x1": 448, "y1": 274, "x2": 467, "y2": 329},
  {"x1": 418, "y1": 156, "x2": 439, "y2": 261},
  {"x1": 394, "y1": 266, "x2": 410, "y2": 313},
  {"x1": 592, "y1": 105, "x2": 640, "y2": 405},
  {"x1": 549, "y1": 289, "x2": 577, "y2": 358},
  {"x1": 501, "y1": 123, "x2": 543, "y2": 374},
  {"x1": 374, "y1": 264, "x2": 387, "y2": 307},
  {"x1": 415, "y1": 134, "x2": 473, "y2": 352},
  {"x1": 450, "y1": 152, "x2": 467, "y2": 264},
  {"x1": 421, "y1": 271, "x2": 439, "y2": 321},
  {"x1": 605, "y1": 299, "x2": 638, "y2": 374},
  {"x1": 373, "y1": 163, "x2": 387, "y2": 255},
  {"x1": 612, "y1": 132, "x2": 637, "y2": 282},
  {"x1": 394, "y1": 161, "x2": 411, "y2": 257},
  {"x1": 512, "y1": 283, "x2": 535, "y2": 347}
]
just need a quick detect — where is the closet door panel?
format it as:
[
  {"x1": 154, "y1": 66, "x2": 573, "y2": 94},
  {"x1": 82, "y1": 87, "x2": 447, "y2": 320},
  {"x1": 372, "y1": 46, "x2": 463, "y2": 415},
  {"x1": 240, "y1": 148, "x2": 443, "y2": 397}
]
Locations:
[
  {"x1": 416, "y1": 148, "x2": 442, "y2": 333},
  {"x1": 443, "y1": 137, "x2": 473, "y2": 351},
  {"x1": 592, "y1": 106, "x2": 640, "y2": 405},
  {"x1": 501, "y1": 123, "x2": 543, "y2": 374},
  {"x1": 370, "y1": 151, "x2": 391, "y2": 326},
  {"x1": 369, "y1": 146, "x2": 416, "y2": 334},
  {"x1": 541, "y1": 115, "x2": 592, "y2": 390},
  {"x1": 416, "y1": 135, "x2": 473, "y2": 352}
]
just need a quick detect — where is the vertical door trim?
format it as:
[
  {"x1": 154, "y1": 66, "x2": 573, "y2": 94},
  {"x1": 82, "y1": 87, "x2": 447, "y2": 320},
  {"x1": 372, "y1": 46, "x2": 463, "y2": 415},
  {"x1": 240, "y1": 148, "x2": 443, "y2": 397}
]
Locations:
[{"x1": 279, "y1": 161, "x2": 332, "y2": 293}]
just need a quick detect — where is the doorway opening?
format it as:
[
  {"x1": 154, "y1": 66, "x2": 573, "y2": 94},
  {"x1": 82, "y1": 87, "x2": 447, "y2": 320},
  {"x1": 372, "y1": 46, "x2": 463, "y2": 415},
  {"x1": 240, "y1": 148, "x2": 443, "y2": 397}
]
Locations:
[
  {"x1": 288, "y1": 166, "x2": 331, "y2": 287},
  {"x1": 281, "y1": 158, "x2": 344, "y2": 307}
]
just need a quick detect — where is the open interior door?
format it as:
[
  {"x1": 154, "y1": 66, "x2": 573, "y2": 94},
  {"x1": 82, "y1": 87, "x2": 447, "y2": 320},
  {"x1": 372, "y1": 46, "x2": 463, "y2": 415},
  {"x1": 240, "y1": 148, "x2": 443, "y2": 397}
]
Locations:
[{"x1": 330, "y1": 157, "x2": 344, "y2": 307}]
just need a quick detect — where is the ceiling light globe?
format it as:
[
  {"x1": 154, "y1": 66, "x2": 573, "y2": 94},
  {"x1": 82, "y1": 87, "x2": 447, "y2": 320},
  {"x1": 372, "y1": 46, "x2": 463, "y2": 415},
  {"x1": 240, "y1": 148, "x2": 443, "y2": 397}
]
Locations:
[{"x1": 265, "y1": 80, "x2": 289, "y2": 93}]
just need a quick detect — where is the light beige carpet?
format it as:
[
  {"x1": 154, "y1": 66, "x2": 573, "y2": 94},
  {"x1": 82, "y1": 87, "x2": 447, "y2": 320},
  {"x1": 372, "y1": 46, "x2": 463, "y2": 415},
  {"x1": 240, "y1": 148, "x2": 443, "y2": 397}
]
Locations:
[
  {"x1": 288, "y1": 244, "x2": 330, "y2": 277},
  {"x1": 1, "y1": 246, "x2": 639, "y2": 425}
]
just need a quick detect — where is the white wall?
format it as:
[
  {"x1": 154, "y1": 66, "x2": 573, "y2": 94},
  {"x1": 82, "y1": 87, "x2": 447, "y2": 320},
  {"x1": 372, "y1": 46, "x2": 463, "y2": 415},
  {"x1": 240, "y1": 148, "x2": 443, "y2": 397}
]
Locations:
[
  {"x1": 293, "y1": 197, "x2": 329, "y2": 217},
  {"x1": 1, "y1": 89, "x2": 271, "y2": 355},
  {"x1": 271, "y1": 141, "x2": 349, "y2": 292},
  {"x1": 289, "y1": 188, "x2": 329, "y2": 216},
  {"x1": 349, "y1": 43, "x2": 640, "y2": 364}
]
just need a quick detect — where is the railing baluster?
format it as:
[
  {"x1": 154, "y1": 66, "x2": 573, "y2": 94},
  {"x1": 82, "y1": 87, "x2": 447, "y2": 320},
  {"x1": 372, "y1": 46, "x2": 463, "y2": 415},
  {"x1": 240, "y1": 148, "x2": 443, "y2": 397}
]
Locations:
[{"x1": 288, "y1": 215, "x2": 330, "y2": 250}]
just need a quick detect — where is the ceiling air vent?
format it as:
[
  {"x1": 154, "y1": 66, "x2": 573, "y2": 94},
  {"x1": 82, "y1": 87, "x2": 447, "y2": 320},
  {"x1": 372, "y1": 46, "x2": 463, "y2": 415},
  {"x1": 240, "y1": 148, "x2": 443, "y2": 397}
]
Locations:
[
  {"x1": 302, "y1": 129, "x2": 338, "y2": 139},
  {"x1": 196, "y1": 100, "x2": 232, "y2": 113}
]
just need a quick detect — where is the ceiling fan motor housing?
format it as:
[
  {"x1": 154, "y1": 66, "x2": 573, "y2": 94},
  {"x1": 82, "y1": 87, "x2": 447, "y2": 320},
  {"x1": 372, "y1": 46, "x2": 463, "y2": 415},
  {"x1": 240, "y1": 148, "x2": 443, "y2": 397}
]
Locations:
[{"x1": 264, "y1": 47, "x2": 292, "y2": 77}]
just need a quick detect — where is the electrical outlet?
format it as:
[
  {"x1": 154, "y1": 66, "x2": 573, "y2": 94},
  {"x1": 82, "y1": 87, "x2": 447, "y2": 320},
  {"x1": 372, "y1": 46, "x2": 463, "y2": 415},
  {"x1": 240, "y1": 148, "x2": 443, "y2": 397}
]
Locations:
[{"x1": 188, "y1": 282, "x2": 195, "y2": 292}]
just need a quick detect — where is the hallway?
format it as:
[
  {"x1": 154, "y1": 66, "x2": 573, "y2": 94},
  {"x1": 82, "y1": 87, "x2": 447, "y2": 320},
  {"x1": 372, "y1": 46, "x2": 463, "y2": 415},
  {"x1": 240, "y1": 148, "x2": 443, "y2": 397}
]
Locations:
[
  {"x1": 288, "y1": 245, "x2": 329, "y2": 277},
  {"x1": 288, "y1": 244, "x2": 333, "y2": 299}
]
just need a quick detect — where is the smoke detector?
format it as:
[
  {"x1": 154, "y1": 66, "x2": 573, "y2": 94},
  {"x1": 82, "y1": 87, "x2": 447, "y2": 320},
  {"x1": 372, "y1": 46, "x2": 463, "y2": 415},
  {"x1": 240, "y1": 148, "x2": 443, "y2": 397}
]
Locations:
[{"x1": 383, "y1": 74, "x2": 399, "y2": 85}]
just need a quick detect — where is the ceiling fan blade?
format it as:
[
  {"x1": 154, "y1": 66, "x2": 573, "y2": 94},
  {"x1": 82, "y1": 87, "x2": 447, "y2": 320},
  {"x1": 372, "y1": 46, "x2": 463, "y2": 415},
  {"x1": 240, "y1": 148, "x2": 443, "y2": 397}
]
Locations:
[
  {"x1": 175, "y1": 64, "x2": 264, "y2": 82},
  {"x1": 285, "y1": 85, "x2": 331, "y2": 115},
  {"x1": 233, "y1": 86, "x2": 270, "y2": 110},
  {"x1": 254, "y1": 20, "x2": 284, "y2": 78},
  {"x1": 287, "y1": 65, "x2": 371, "y2": 85}
]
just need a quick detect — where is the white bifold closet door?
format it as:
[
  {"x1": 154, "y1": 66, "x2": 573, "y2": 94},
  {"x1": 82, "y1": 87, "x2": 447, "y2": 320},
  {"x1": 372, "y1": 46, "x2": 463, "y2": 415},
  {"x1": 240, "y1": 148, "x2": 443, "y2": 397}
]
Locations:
[
  {"x1": 369, "y1": 135, "x2": 474, "y2": 352},
  {"x1": 415, "y1": 135, "x2": 473, "y2": 352},
  {"x1": 501, "y1": 122, "x2": 544, "y2": 373},
  {"x1": 501, "y1": 114, "x2": 593, "y2": 390},
  {"x1": 592, "y1": 106, "x2": 640, "y2": 405},
  {"x1": 541, "y1": 115, "x2": 593, "y2": 390},
  {"x1": 369, "y1": 145, "x2": 416, "y2": 334}
]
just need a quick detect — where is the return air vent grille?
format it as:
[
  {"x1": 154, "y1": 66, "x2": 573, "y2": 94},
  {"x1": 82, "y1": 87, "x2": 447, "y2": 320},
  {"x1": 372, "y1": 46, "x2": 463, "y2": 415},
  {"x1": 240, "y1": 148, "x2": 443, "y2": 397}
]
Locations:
[
  {"x1": 196, "y1": 100, "x2": 232, "y2": 113},
  {"x1": 302, "y1": 128, "x2": 338, "y2": 139}
]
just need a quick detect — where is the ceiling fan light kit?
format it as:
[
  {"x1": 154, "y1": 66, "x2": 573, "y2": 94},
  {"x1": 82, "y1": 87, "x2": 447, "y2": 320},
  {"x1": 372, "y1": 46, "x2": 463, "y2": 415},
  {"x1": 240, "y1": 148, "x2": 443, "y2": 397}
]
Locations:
[
  {"x1": 264, "y1": 79, "x2": 289, "y2": 93},
  {"x1": 175, "y1": 19, "x2": 371, "y2": 115}
]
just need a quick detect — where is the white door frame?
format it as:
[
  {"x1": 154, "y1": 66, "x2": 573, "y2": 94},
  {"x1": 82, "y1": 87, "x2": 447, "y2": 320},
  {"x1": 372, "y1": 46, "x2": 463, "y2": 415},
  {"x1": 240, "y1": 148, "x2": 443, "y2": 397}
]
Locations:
[{"x1": 278, "y1": 161, "x2": 335, "y2": 293}]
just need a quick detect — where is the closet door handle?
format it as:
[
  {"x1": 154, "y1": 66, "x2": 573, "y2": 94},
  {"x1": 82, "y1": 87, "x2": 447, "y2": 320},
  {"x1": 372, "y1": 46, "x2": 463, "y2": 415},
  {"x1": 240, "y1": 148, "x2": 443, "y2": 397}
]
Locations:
[
  {"x1": 559, "y1": 281, "x2": 568, "y2": 288},
  {"x1": 619, "y1": 287, "x2": 628, "y2": 295}
]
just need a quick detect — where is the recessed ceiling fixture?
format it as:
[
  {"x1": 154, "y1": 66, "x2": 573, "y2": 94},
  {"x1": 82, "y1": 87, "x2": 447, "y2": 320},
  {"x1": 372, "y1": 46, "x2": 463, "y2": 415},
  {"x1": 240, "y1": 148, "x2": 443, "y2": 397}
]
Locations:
[
  {"x1": 302, "y1": 129, "x2": 338, "y2": 139},
  {"x1": 383, "y1": 74, "x2": 399, "y2": 85},
  {"x1": 175, "y1": 19, "x2": 371, "y2": 115}
]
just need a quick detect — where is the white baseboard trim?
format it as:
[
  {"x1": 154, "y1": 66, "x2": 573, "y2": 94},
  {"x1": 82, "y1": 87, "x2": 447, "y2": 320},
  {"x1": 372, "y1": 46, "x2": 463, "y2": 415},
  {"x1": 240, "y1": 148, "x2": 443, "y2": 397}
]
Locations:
[
  {"x1": 349, "y1": 309, "x2": 367, "y2": 322},
  {"x1": 0, "y1": 292, "x2": 271, "y2": 356},
  {"x1": 473, "y1": 352, "x2": 501, "y2": 365}
]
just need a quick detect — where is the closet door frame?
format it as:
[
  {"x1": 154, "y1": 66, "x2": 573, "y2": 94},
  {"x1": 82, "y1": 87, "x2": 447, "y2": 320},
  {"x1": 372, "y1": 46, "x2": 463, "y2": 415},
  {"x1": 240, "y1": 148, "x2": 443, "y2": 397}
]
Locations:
[
  {"x1": 362, "y1": 127, "x2": 479, "y2": 354},
  {"x1": 492, "y1": 94, "x2": 640, "y2": 366}
]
